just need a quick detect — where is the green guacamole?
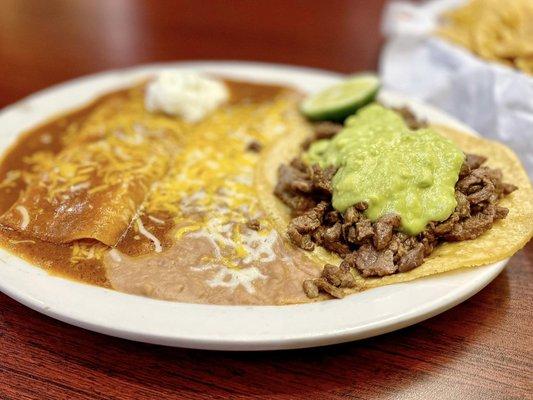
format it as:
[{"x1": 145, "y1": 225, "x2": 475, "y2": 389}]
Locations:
[{"x1": 305, "y1": 104, "x2": 465, "y2": 235}]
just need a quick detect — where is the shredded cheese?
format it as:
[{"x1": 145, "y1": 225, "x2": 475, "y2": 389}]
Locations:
[
  {"x1": 70, "y1": 242, "x2": 108, "y2": 264},
  {"x1": 0, "y1": 170, "x2": 22, "y2": 189},
  {"x1": 19, "y1": 85, "x2": 185, "y2": 206},
  {"x1": 141, "y1": 91, "x2": 304, "y2": 265},
  {"x1": 40, "y1": 133, "x2": 52, "y2": 144},
  {"x1": 9, "y1": 239, "x2": 36, "y2": 245},
  {"x1": 136, "y1": 218, "x2": 162, "y2": 253},
  {"x1": 241, "y1": 229, "x2": 278, "y2": 264},
  {"x1": 206, "y1": 266, "x2": 266, "y2": 294},
  {"x1": 15, "y1": 206, "x2": 30, "y2": 230},
  {"x1": 70, "y1": 182, "x2": 91, "y2": 192},
  {"x1": 148, "y1": 215, "x2": 165, "y2": 225}
]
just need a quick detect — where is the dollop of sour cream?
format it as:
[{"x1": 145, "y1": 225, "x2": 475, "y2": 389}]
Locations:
[{"x1": 145, "y1": 71, "x2": 229, "y2": 122}]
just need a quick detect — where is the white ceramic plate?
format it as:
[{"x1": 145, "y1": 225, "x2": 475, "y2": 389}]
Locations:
[{"x1": 0, "y1": 62, "x2": 507, "y2": 351}]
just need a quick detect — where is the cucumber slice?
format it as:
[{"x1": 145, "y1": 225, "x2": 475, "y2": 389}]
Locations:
[{"x1": 301, "y1": 74, "x2": 380, "y2": 121}]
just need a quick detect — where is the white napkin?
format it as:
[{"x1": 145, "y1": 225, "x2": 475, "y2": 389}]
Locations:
[{"x1": 380, "y1": 0, "x2": 533, "y2": 177}]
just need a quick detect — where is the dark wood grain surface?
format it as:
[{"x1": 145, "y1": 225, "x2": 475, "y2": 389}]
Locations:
[{"x1": 0, "y1": 1, "x2": 532, "y2": 399}]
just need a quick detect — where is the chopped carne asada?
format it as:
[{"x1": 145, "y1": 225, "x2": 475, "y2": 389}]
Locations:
[
  {"x1": 246, "y1": 219, "x2": 261, "y2": 231},
  {"x1": 275, "y1": 118, "x2": 518, "y2": 299}
]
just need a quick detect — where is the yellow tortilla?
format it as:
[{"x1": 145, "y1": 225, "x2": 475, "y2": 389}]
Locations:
[{"x1": 256, "y1": 118, "x2": 533, "y2": 290}]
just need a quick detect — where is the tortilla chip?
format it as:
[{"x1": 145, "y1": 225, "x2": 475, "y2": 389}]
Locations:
[
  {"x1": 256, "y1": 120, "x2": 533, "y2": 291},
  {"x1": 436, "y1": 0, "x2": 533, "y2": 75}
]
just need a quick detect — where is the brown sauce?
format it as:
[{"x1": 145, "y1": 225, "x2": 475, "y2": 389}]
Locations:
[{"x1": 0, "y1": 79, "x2": 289, "y2": 287}]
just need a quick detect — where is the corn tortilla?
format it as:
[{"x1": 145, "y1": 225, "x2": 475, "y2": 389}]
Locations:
[{"x1": 256, "y1": 118, "x2": 533, "y2": 291}]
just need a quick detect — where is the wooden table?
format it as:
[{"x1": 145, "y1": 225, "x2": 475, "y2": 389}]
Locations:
[{"x1": 1, "y1": 1, "x2": 531, "y2": 399}]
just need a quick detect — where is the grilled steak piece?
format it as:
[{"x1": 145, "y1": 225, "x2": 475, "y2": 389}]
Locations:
[{"x1": 354, "y1": 245, "x2": 397, "y2": 277}]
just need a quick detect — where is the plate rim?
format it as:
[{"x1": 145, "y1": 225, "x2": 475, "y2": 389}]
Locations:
[{"x1": 0, "y1": 61, "x2": 508, "y2": 350}]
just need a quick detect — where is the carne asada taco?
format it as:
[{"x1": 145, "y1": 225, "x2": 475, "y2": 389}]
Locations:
[{"x1": 257, "y1": 75, "x2": 533, "y2": 299}]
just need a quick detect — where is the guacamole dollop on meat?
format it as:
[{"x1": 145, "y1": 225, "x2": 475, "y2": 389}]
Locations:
[{"x1": 305, "y1": 104, "x2": 465, "y2": 235}]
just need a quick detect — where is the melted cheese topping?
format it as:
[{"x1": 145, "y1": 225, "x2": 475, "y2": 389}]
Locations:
[
  {"x1": 241, "y1": 229, "x2": 278, "y2": 265},
  {"x1": 135, "y1": 218, "x2": 162, "y2": 253},
  {"x1": 70, "y1": 242, "x2": 108, "y2": 264},
  {"x1": 21, "y1": 87, "x2": 187, "y2": 205},
  {"x1": 206, "y1": 266, "x2": 266, "y2": 294},
  {"x1": 148, "y1": 215, "x2": 165, "y2": 225},
  {"x1": 0, "y1": 170, "x2": 22, "y2": 189},
  {"x1": 140, "y1": 92, "x2": 303, "y2": 273},
  {"x1": 15, "y1": 205, "x2": 29, "y2": 230}
]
